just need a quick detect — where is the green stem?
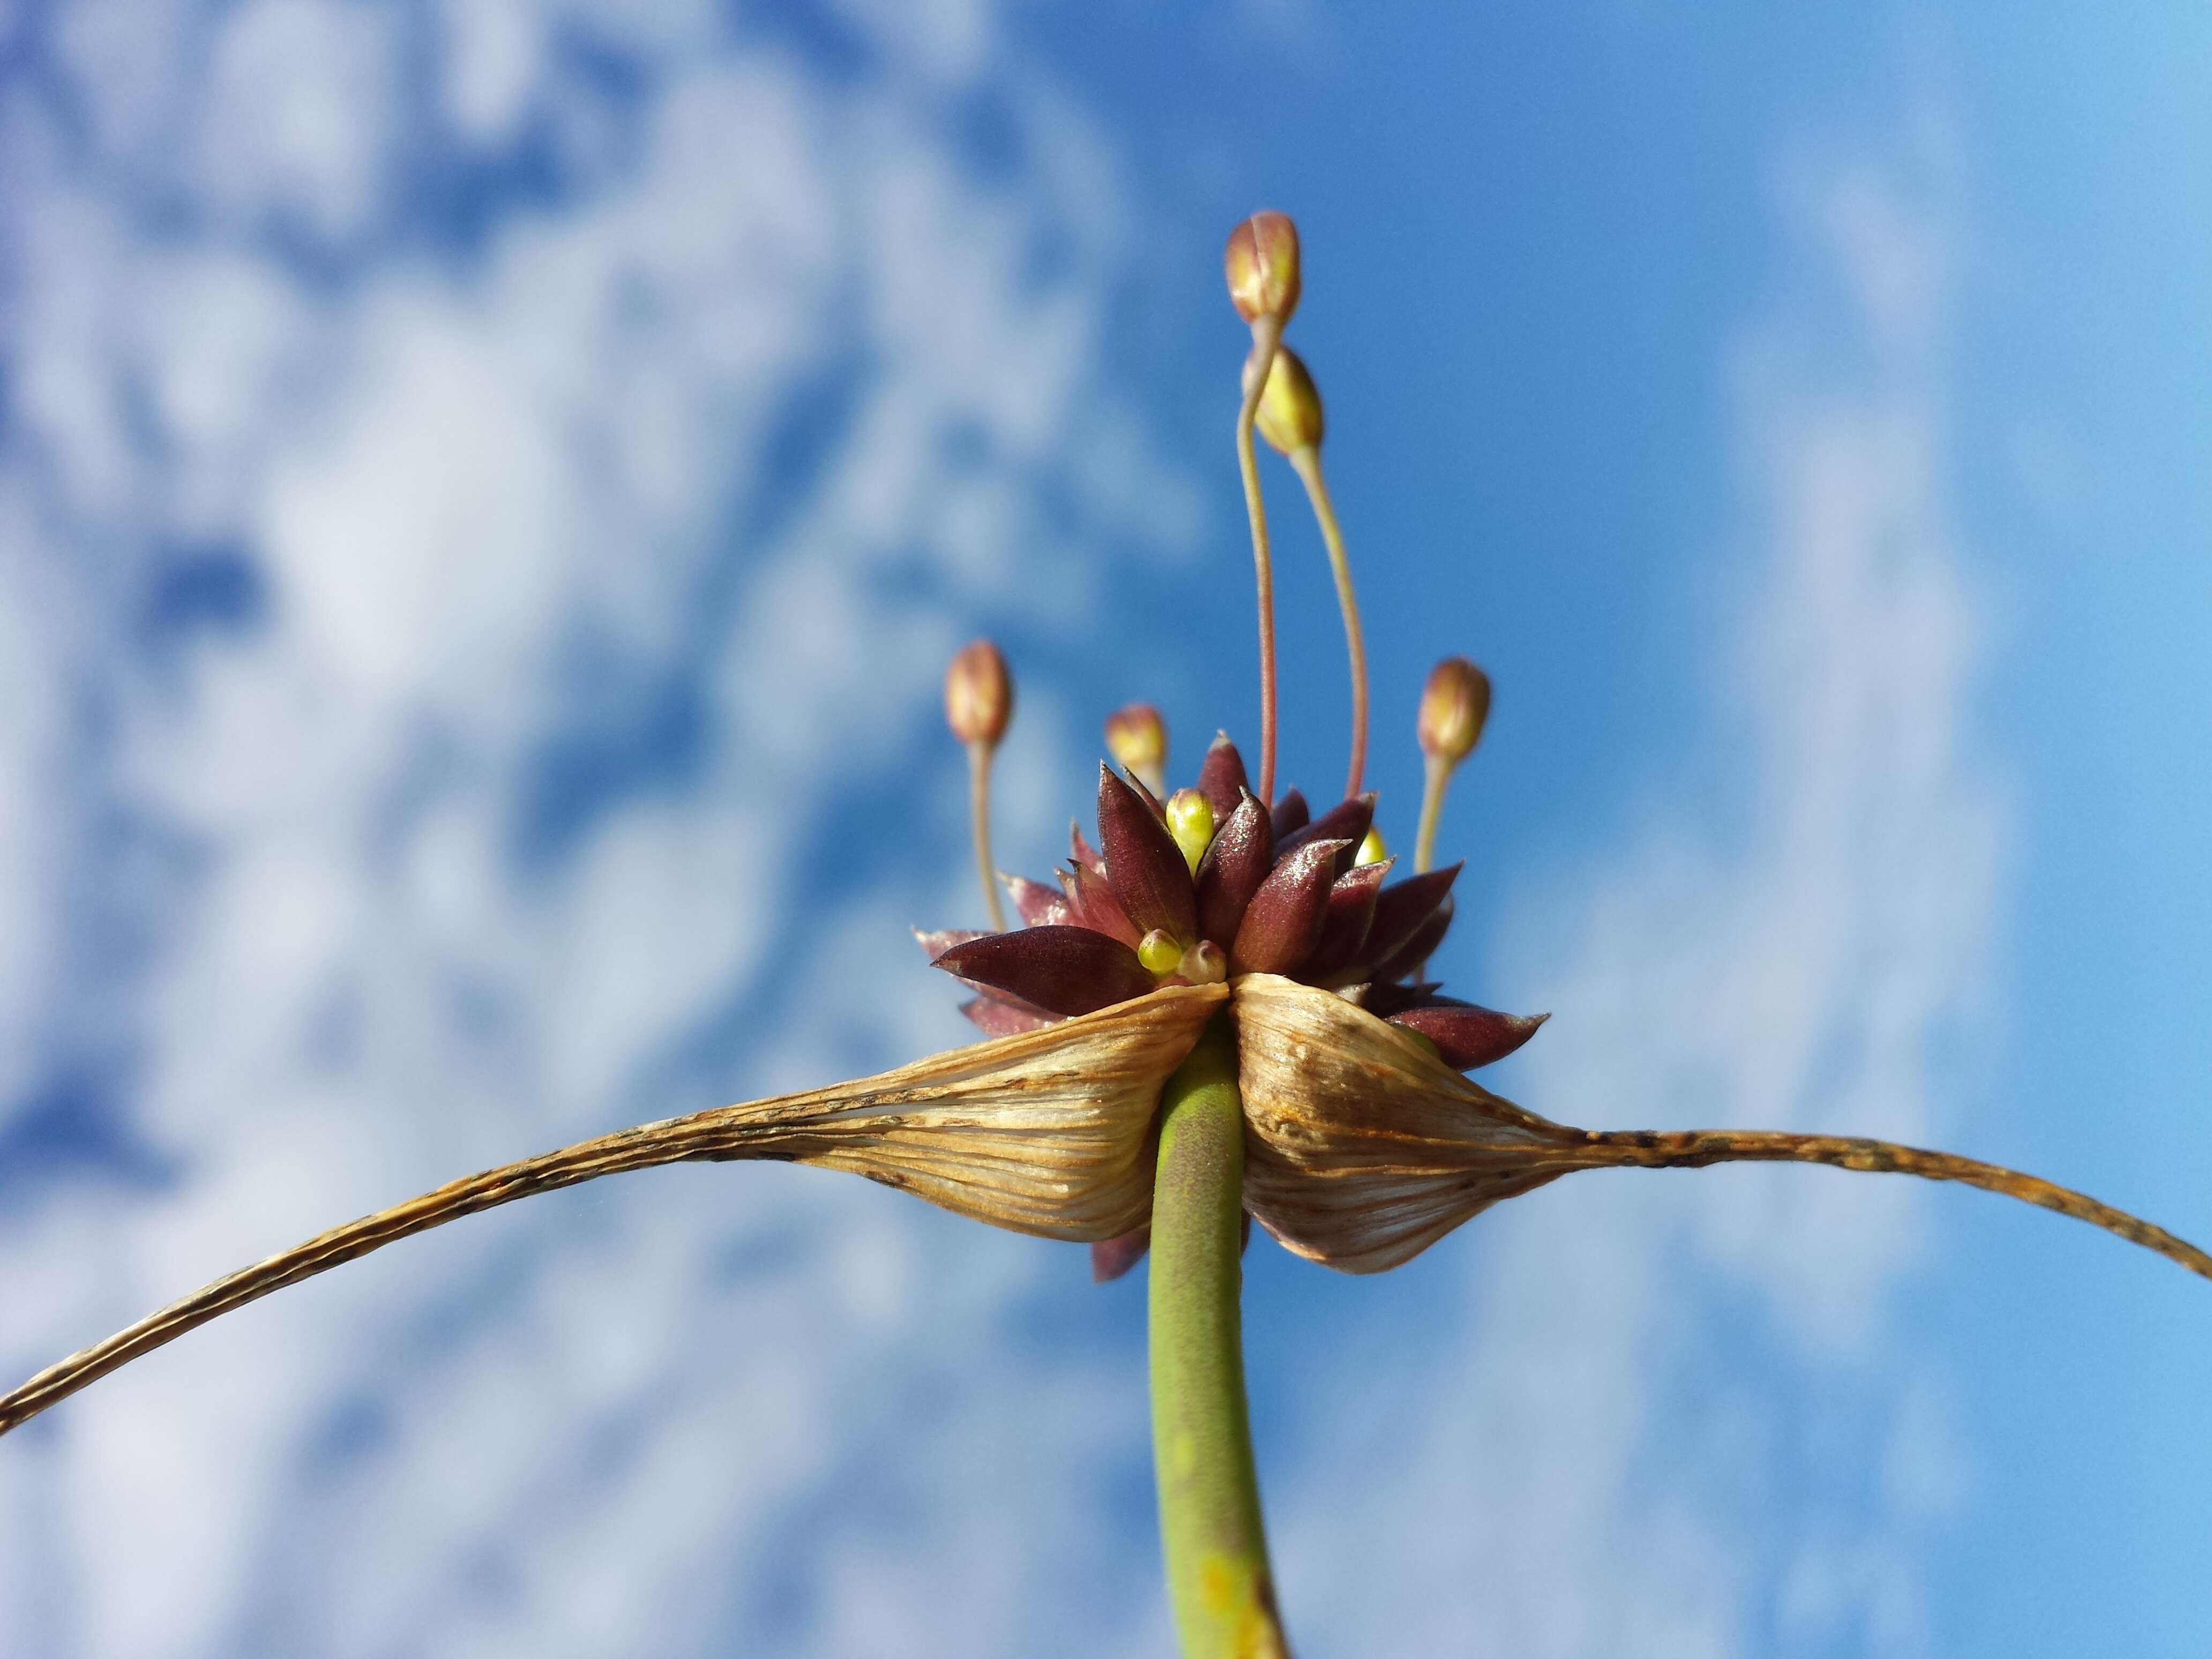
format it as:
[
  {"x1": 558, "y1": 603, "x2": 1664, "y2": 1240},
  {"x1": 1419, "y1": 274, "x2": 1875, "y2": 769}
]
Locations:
[{"x1": 1149, "y1": 1014, "x2": 1289, "y2": 1658}]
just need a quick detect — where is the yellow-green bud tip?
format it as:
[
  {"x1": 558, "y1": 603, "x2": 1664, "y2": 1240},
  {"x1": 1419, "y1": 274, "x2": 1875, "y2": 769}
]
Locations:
[
  {"x1": 945, "y1": 640, "x2": 1013, "y2": 748},
  {"x1": 1355, "y1": 826, "x2": 1387, "y2": 868},
  {"x1": 1137, "y1": 929, "x2": 1184, "y2": 976},
  {"x1": 1103, "y1": 703, "x2": 1167, "y2": 795},
  {"x1": 1165, "y1": 787, "x2": 1215, "y2": 875},
  {"x1": 1224, "y1": 211, "x2": 1301, "y2": 327},
  {"x1": 1418, "y1": 655, "x2": 1491, "y2": 768},
  {"x1": 1255, "y1": 345, "x2": 1324, "y2": 457}
]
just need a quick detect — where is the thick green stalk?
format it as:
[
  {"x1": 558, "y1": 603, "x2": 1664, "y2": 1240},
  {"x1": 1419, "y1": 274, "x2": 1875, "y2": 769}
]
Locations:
[{"x1": 1149, "y1": 1014, "x2": 1289, "y2": 1658}]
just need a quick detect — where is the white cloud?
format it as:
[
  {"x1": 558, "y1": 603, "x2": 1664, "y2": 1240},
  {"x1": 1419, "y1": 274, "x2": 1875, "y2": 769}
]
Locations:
[
  {"x1": 0, "y1": 3, "x2": 1196, "y2": 1655},
  {"x1": 0, "y1": 520, "x2": 66, "y2": 1114},
  {"x1": 1270, "y1": 123, "x2": 2002, "y2": 1657},
  {"x1": 0, "y1": 8, "x2": 2009, "y2": 1657},
  {"x1": 196, "y1": 0, "x2": 403, "y2": 246},
  {"x1": 437, "y1": 0, "x2": 547, "y2": 147}
]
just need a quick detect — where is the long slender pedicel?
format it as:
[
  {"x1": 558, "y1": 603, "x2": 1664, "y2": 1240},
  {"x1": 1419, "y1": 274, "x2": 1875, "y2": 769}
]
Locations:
[
  {"x1": 1225, "y1": 212, "x2": 1301, "y2": 809},
  {"x1": 968, "y1": 744, "x2": 1006, "y2": 930},
  {"x1": 1236, "y1": 313, "x2": 1285, "y2": 809},
  {"x1": 1257, "y1": 344, "x2": 1369, "y2": 799},
  {"x1": 1291, "y1": 446, "x2": 1368, "y2": 799},
  {"x1": 1412, "y1": 755, "x2": 1447, "y2": 878},
  {"x1": 946, "y1": 641, "x2": 1014, "y2": 930}
]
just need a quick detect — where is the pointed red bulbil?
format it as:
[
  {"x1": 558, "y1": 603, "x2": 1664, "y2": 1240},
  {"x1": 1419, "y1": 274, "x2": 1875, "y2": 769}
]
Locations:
[
  {"x1": 1277, "y1": 792, "x2": 1375, "y2": 872},
  {"x1": 1269, "y1": 789, "x2": 1310, "y2": 840},
  {"x1": 1368, "y1": 897, "x2": 1455, "y2": 986},
  {"x1": 1382, "y1": 1002, "x2": 1549, "y2": 1071},
  {"x1": 1302, "y1": 857, "x2": 1393, "y2": 983},
  {"x1": 1121, "y1": 765, "x2": 1167, "y2": 820},
  {"x1": 1196, "y1": 733, "x2": 1250, "y2": 824},
  {"x1": 1059, "y1": 863, "x2": 1140, "y2": 946},
  {"x1": 1090, "y1": 1225, "x2": 1152, "y2": 1282},
  {"x1": 1194, "y1": 790, "x2": 1274, "y2": 950},
  {"x1": 933, "y1": 926, "x2": 1156, "y2": 1018},
  {"x1": 1098, "y1": 764, "x2": 1199, "y2": 945},
  {"x1": 1231, "y1": 839, "x2": 1351, "y2": 975},
  {"x1": 1359, "y1": 864, "x2": 1460, "y2": 973}
]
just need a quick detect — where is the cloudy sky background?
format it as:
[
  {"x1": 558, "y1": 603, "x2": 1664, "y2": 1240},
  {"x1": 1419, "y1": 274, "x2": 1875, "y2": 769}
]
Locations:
[{"x1": 2, "y1": 3, "x2": 2207, "y2": 1655}]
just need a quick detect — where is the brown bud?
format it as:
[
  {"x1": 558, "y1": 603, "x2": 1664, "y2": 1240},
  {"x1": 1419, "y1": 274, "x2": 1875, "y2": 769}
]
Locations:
[
  {"x1": 1254, "y1": 345, "x2": 1324, "y2": 456},
  {"x1": 945, "y1": 640, "x2": 1013, "y2": 748},
  {"x1": 1224, "y1": 211, "x2": 1302, "y2": 327},
  {"x1": 1103, "y1": 703, "x2": 1167, "y2": 794},
  {"x1": 1418, "y1": 656, "x2": 1490, "y2": 767}
]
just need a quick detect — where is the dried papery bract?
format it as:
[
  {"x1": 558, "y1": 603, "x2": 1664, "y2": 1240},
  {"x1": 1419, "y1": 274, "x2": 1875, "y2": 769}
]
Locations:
[
  {"x1": 0, "y1": 984, "x2": 1229, "y2": 1437},
  {"x1": 1234, "y1": 974, "x2": 2212, "y2": 1282},
  {"x1": 947, "y1": 639, "x2": 1014, "y2": 930},
  {"x1": 1414, "y1": 654, "x2": 1490, "y2": 875},
  {"x1": 1236, "y1": 974, "x2": 1588, "y2": 1272}
]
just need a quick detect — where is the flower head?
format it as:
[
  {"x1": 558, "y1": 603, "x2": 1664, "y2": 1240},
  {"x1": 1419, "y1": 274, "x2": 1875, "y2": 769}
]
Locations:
[{"x1": 926, "y1": 733, "x2": 1543, "y2": 1074}]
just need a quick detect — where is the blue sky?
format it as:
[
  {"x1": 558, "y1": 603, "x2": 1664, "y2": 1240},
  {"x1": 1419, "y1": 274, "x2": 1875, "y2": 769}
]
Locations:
[{"x1": 1, "y1": 3, "x2": 2207, "y2": 1655}]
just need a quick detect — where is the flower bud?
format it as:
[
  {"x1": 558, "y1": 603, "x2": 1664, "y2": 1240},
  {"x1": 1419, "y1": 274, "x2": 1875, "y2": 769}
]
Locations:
[
  {"x1": 1137, "y1": 928, "x2": 1184, "y2": 977},
  {"x1": 1355, "y1": 826, "x2": 1388, "y2": 868},
  {"x1": 1103, "y1": 703, "x2": 1167, "y2": 795},
  {"x1": 1164, "y1": 787, "x2": 1216, "y2": 875},
  {"x1": 1178, "y1": 939, "x2": 1227, "y2": 985},
  {"x1": 1418, "y1": 656, "x2": 1491, "y2": 768},
  {"x1": 945, "y1": 640, "x2": 1013, "y2": 748},
  {"x1": 1255, "y1": 345, "x2": 1324, "y2": 457},
  {"x1": 1224, "y1": 211, "x2": 1301, "y2": 327}
]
